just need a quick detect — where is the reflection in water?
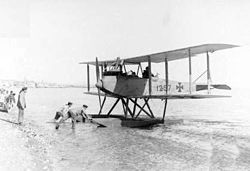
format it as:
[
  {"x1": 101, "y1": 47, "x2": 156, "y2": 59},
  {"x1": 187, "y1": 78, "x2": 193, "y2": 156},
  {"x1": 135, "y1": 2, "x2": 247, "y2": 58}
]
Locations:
[{"x1": 11, "y1": 88, "x2": 250, "y2": 170}]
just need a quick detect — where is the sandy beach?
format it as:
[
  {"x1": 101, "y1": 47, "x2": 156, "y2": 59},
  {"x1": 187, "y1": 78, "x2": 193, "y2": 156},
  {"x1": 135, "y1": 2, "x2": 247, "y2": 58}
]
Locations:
[{"x1": 0, "y1": 111, "x2": 55, "y2": 171}]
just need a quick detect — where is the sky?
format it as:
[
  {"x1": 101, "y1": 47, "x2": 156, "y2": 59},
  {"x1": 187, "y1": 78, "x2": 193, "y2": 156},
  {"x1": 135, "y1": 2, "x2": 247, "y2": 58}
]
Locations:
[{"x1": 0, "y1": 0, "x2": 250, "y2": 88}]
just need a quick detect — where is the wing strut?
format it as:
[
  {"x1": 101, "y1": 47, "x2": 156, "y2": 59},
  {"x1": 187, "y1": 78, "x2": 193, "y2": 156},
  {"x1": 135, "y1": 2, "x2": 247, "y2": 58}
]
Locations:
[
  {"x1": 162, "y1": 99, "x2": 168, "y2": 121},
  {"x1": 96, "y1": 57, "x2": 102, "y2": 110},
  {"x1": 165, "y1": 56, "x2": 169, "y2": 95},
  {"x1": 206, "y1": 51, "x2": 211, "y2": 94},
  {"x1": 148, "y1": 56, "x2": 152, "y2": 95},
  {"x1": 87, "y1": 64, "x2": 90, "y2": 92},
  {"x1": 188, "y1": 49, "x2": 192, "y2": 94}
]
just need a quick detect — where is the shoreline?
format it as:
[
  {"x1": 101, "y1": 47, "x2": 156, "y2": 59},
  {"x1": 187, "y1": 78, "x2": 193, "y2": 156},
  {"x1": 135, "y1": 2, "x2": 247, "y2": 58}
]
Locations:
[{"x1": 0, "y1": 111, "x2": 58, "y2": 170}]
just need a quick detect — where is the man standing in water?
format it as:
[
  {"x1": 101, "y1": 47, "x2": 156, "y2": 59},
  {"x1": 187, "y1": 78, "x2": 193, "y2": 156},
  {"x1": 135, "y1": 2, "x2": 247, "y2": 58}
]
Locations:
[
  {"x1": 17, "y1": 87, "x2": 27, "y2": 125},
  {"x1": 55, "y1": 104, "x2": 90, "y2": 129}
]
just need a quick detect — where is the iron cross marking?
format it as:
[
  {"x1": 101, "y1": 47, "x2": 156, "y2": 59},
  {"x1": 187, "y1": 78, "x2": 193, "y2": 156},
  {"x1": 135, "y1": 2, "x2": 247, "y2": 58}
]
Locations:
[{"x1": 176, "y1": 82, "x2": 184, "y2": 92}]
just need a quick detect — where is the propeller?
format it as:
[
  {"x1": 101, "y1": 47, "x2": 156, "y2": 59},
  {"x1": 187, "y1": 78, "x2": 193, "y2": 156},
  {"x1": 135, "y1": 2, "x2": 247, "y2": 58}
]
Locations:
[{"x1": 95, "y1": 57, "x2": 102, "y2": 110}]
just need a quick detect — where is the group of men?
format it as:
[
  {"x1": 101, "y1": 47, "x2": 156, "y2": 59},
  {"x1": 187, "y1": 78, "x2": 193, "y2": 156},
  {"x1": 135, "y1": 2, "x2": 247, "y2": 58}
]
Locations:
[
  {"x1": 13, "y1": 87, "x2": 90, "y2": 129},
  {"x1": 54, "y1": 102, "x2": 91, "y2": 129}
]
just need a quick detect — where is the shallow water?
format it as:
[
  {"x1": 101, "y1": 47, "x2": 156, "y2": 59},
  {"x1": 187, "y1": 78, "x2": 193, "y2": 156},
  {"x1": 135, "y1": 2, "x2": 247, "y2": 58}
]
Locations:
[{"x1": 5, "y1": 88, "x2": 250, "y2": 170}]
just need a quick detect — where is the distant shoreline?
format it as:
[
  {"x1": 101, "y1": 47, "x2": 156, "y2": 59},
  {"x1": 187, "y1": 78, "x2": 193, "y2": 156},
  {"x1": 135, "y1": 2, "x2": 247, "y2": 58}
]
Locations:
[
  {"x1": 30, "y1": 86, "x2": 85, "y2": 88},
  {"x1": 0, "y1": 79, "x2": 90, "y2": 89}
]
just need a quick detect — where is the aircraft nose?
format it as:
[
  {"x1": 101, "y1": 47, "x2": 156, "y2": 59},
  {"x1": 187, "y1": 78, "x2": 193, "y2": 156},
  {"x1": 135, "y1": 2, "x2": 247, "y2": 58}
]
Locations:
[{"x1": 95, "y1": 80, "x2": 103, "y2": 89}]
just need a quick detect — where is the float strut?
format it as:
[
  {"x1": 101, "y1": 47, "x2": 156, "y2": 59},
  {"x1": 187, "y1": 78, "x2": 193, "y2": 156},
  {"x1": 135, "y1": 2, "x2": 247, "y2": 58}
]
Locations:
[
  {"x1": 132, "y1": 98, "x2": 138, "y2": 118},
  {"x1": 107, "y1": 98, "x2": 120, "y2": 116},
  {"x1": 133, "y1": 98, "x2": 153, "y2": 119},
  {"x1": 98, "y1": 95, "x2": 107, "y2": 115},
  {"x1": 144, "y1": 98, "x2": 154, "y2": 118},
  {"x1": 121, "y1": 98, "x2": 133, "y2": 118},
  {"x1": 162, "y1": 99, "x2": 168, "y2": 122}
]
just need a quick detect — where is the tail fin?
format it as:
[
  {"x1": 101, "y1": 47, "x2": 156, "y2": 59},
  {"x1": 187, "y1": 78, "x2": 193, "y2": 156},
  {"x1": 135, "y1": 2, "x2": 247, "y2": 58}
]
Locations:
[{"x1": 196, "y1": 84, "x2": 231, "y2": 91}]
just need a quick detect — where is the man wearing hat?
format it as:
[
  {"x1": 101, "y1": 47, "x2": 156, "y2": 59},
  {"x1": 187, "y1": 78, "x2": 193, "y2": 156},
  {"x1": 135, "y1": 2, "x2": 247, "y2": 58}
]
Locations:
[
  {"x1": 17, "y1": 87, "x2": 27, "y2": 124},
  {"x1": 53, "y1": 102, "x2": 73, "y2": 122},
  {"x1": 55, "y1": 104, "x2": 90, "y2": 129}
]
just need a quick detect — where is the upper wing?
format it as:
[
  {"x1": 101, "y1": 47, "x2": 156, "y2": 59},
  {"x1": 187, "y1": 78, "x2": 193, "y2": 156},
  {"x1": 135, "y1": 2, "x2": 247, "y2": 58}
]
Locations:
[
  {"x1": 124, "y1": 44, "x2": 238, "y2": 63},
  {"x1": 79, "y1": 44, "x2": 238, "y2": 65}
]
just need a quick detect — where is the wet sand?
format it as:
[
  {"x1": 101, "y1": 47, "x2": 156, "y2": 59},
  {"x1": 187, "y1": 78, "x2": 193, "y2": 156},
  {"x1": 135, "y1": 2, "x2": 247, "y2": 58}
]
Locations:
[
  {"x1": 0, "y1": 111, "x2": 55, "y2": 171},
  {"x1": 3, "y1": 110, "x2": 250, "y2": 171}
]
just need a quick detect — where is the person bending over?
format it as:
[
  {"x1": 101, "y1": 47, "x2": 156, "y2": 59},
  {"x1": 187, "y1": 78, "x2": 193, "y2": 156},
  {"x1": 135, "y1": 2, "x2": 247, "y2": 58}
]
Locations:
[
  {"x1": 55, "y1": 104, "x2": 90, "y2": 129},
  {"x1": 54, "y1": 102, "x2": 73, "y2": 121}
]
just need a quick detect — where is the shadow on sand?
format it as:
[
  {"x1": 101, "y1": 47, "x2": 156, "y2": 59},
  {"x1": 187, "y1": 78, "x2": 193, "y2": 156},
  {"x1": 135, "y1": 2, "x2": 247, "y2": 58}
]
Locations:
[{"x1": 0, "y1": 118, "x2": 19, "y2": 125}]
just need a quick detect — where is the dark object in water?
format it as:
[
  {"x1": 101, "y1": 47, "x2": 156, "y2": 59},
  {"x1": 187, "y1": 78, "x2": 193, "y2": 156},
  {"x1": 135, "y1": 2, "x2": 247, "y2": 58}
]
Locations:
[
  {"x1": 121, "y1": 118, "x2": 164, "y2": 128},
  {"x1": 90, "y1": 119, "x2": 107, "y2": 128},
  {"x1": 55, "y1": 125, "x2": 59, "y2": 129}
]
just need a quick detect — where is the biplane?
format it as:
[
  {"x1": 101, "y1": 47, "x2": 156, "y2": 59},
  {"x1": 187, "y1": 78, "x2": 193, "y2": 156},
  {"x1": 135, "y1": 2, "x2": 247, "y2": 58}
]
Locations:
[{"x1": 80, "y1": 44, "x2": 238, "y2": 128}]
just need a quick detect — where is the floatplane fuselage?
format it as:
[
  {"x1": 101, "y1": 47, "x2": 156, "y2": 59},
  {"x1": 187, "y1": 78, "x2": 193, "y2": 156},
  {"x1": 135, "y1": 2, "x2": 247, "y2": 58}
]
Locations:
[{"x1": 97, "y1": 73, "x2": 231, "y2": 98}]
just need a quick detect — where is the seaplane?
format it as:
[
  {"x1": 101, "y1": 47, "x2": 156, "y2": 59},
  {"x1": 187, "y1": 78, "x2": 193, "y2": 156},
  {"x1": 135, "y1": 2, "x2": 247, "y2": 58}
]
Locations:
[{"x1": 80, "y1": 44, "x2": 237, "y2": 128}]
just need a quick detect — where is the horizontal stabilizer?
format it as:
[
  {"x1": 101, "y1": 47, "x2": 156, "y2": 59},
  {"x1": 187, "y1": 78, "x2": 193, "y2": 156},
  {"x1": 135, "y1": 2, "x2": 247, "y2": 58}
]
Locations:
[{"x1": 196, "y1": 84, "x2": 231, "y2": 91}]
